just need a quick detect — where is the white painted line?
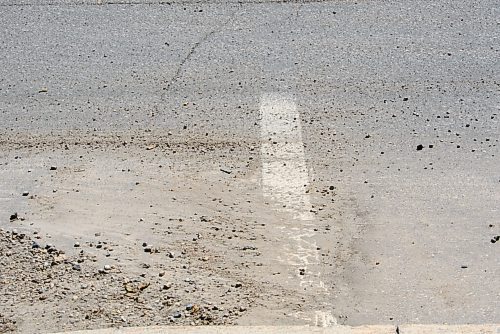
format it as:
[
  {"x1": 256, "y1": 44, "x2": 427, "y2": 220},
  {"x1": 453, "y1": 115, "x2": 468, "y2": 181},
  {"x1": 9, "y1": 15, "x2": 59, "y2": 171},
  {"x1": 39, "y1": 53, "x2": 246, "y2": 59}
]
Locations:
[
  {"x1": 260, "y1": 93, "x2": 335, "y2": 327},
  {"x1": 260, "y1": 93, "x2": 314, "y2": 221}
]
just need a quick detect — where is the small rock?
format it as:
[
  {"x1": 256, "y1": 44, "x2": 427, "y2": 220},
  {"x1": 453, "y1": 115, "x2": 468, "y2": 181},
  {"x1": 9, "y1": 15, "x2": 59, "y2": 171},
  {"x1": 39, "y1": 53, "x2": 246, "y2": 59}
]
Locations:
[
  {"x1": 52, "y1": 254, "x2": 67, "y2": 264},
  {"x1": 124, "y1": 283, "x2": 138, "y2": 293},
  {"x1": 74, "y1": 242, "x2": 80, "y2": 247},
  {"x1": 9, "y1": 212, "x2": 18, "y2": 221},
  {"x1": 22, "y1": 191, "x2": 29, "y2": 196},
  {"x1": 103, "y1": 264, "x2": 111, "y2": 271},
  {"x1": 220, "y1": 168, "x2": 232, "y2": 174},
  {"x1": 416, "y1": 144, "x2": 423, "y2": 151},
  {"x1": 50, "y1": 166, "x2": 57, "y2": 171},
  {"x1": 138, "y1": 282, "x2": 150, "y2": 291}
]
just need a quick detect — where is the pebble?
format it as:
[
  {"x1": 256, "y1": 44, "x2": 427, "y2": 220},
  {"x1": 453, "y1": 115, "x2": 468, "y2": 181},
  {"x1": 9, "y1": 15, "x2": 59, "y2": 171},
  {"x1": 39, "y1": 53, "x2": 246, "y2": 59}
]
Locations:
[{"x1": 220, "y1": 168, "x2": 232, "y2": 174}]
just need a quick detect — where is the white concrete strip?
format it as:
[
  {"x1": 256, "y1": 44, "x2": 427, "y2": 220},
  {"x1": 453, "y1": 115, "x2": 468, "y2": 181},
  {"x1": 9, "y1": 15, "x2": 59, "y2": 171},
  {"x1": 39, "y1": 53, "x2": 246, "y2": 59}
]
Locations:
[
  {"x1": 50, "y1": 324, "x2": 500, "y2": 334},
  {"x1": 259, "y1": 93, "x2": 334, "y2": 327}
]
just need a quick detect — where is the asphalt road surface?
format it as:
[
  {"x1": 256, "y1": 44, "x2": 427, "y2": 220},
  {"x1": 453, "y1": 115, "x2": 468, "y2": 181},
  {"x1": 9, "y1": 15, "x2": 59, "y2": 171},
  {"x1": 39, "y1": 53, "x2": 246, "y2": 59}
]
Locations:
[{"x1": 1, "y1": 0, "x2": 499, "y2": 332}]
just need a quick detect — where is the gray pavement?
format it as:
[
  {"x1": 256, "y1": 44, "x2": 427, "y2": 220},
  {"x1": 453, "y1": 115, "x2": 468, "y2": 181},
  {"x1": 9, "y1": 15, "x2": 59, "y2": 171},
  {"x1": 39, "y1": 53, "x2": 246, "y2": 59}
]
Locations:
[{"x1": 1, "y1": 0, "x2": 499, "y2": 329}]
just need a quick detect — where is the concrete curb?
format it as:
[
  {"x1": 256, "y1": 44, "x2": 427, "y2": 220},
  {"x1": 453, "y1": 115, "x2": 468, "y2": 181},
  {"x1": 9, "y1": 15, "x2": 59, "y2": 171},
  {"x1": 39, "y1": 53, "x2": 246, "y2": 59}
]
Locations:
[
  {"x1": 50, "y1": 326, "x2": 393, "y2": 334},
  {"x1": 399, "y1": 324, "x2": 500, "y2": 333},
  {"x1": 51, "y1": 325, "x2": 500, "y2": 334}
]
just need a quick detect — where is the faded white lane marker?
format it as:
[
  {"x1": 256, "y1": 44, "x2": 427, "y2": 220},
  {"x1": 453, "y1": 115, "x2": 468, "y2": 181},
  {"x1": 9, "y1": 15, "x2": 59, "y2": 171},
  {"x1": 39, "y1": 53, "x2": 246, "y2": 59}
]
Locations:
[
  {"x1": 260, "y1": 93, "x2": 336, "y2": 327},
  {"x1": 260, "y1": 93, "x2": 314, "y2": 221}
]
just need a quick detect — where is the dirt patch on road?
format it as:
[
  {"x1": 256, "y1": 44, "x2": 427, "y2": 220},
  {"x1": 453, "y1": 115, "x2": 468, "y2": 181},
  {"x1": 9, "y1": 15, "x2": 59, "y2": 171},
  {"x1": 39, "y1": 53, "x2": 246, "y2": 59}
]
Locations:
[
  {"x1": 0, "y1": 227, "x2": 263, "y2": 333},
  {"x1": 0, "y1": 131, "x2": 342, "y2": 333}
]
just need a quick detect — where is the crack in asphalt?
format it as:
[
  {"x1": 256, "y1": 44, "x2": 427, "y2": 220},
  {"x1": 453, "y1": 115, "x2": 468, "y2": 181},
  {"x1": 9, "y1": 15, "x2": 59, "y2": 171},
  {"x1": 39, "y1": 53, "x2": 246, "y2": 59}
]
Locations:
[
  {"x1": 159, "y1": 9, "x2": 237, "y2": 102},
  {"x1": 160, "y1": 30, "x2": 216, "y2": 99},
  {"x1": 292, "y1": 2, "x2": 303, "y2": 20}
]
